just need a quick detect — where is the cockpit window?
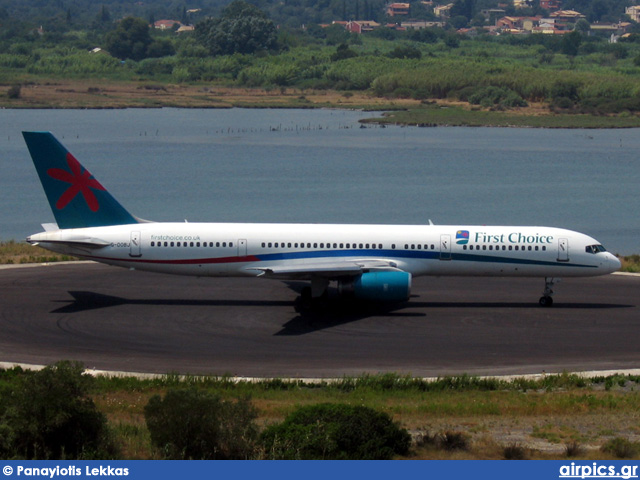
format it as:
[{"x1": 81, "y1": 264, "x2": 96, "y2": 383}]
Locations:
[{"x1": 585, "y1": 244, "x2": 607, "y2": 254}]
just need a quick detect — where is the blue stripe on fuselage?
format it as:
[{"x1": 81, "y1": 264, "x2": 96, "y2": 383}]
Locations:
[{"x1": 253, "y1": 249, "x2": 596, "y2": 269}]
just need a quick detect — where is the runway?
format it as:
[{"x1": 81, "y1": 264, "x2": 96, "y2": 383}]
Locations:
[{"x1": 0, "y1": 262, "x2": 638, "y2": 378}]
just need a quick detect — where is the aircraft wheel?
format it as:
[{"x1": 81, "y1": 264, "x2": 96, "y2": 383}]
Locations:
[
  {"x1": 539, "y1": 296, "x2": 553, "y2": 307},
  {"x1": 301, "y1": 287, "x2": 312, "y2": 301}
]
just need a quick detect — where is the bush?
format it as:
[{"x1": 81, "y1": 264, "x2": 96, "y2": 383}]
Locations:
[
  {"x1": 144, "y1": 389, "x2": 258, "y2": 459},
  {"x1": 467, "y1": 86, "x2": 527, "y2": 108},
  {"x1": 387, "y1": 44, "x2": 422, "y2": 60},
  {"x1": 503, "y1": 443, "x2": 528, "y2": 460},
  {"x1": 7, "y1": 85, "x2": 21, "y2": 99},
  {"x1": 261, "y1": 403, "x2": 411, "y2": 460},
  {"x1": 1, "y1": 361, "x2": 117, "y2": 459},
  {"x1": 437, "y1": 430, "x2": 470, "y2": 451},
  {"x1": 601, "y1": 437, "x2": 640, "y2": 459}
]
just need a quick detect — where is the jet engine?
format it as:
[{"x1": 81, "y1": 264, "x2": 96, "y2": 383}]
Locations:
[{"x1": 338, "y1": 271, "x2": 411, "y2": 302}]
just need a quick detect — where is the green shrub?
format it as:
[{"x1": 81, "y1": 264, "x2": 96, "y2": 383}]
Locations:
[
  {"x1": 601, "y1": 437, "x2": 640, "y2": 459},
  {"x1": 261, "y1": 403, "x2": 411, "y2": 460},
  {"x1": 467, "y1": 86, "x2": 527, "y2": 108},
  {"x1": 1, "y1": 361, "x2": 117, "y2": 459},
  {"x1": 144, "y1": 389, "x2": 258, "y2": 459}
]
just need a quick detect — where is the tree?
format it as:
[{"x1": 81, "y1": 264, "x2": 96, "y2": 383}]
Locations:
[
  {"x1": 388, "y1": 44, "x2": 422, "y2": 59},
  {"x1": 1, "y1": 361, "x2": 117, "y2": 460},
  {"x1": 195, "y1": 0, "x2": 277, "y2": 56},
  {"x1": 105, "y1": 17, "x2": 153, "y2": 60},
  {"x1": 561, "y1": 30, "x2": 582, "y2": 56},
  {"x1": 331, "y1": 43, "x2": 358, "y2": 61}
]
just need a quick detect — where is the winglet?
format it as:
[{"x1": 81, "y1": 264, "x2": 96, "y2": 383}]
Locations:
[{"x1": 23, "y1": 131, "x2": 139, "y2": 229}]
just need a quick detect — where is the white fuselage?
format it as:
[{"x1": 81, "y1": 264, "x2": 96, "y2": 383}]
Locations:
[{"x1": 28, "y1": 222, "x2": 620, "y2": 279}]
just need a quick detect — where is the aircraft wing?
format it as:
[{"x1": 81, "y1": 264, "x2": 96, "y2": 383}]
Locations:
[{"x1": 245, "y1": 259, "x2": 403, "y2": 280}]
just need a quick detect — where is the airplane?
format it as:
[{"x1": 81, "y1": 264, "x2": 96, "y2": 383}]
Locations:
[{"x1": 22, "y1": 131, "x2": 621, "y2": 307}]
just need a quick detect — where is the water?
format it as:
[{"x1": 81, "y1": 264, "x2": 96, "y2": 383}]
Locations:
[{"x1": 1, "y1": 108, "x2": 638, "y2": 254}]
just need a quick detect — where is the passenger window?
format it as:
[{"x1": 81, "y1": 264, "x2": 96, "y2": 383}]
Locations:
[{"x1": 151, "y1": 241, "x2": 155, "y2": 247}]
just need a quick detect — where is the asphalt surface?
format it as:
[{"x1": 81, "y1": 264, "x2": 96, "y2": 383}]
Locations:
[{"x1": 0, "y1": 262, "x2": 638, "y2": 378}]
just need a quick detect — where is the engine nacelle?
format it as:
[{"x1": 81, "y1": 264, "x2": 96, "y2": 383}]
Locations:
[{"x1": 339, "y1": 272, "x2": 412, "y2": 302}]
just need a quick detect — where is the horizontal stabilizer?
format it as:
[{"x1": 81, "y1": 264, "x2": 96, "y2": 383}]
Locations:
[{"x1": 27, "y1": 232, "x2": 111, "y2": 249}]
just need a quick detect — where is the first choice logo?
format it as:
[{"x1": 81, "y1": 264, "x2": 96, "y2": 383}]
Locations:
[{"x1": 474, "y1": 232, "x2": 553, "y2": 245}]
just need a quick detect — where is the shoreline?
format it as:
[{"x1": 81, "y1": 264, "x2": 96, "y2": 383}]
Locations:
[{"x1": 4, "y1": 80, "x2": 640, "y2": 128}]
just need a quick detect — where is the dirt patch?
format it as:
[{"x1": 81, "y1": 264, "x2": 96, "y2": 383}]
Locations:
[{"x1": 0, "y1": 81, "x2": 422, "y2": 110}]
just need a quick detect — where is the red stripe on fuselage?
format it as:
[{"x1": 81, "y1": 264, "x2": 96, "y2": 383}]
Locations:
[{"x1": 82, "y1": 254, "x2": 261, "y2": 265}]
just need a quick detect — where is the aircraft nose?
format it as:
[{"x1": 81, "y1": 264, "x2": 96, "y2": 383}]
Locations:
[{"x1": 608, "y1": 254, "x2": 622, "y2": 273}]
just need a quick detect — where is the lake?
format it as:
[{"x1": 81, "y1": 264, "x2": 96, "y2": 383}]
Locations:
[{"x1": 1, "y1": 108, "x2": 638, "y2": 254}]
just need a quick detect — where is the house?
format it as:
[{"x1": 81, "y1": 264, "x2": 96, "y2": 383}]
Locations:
[
  {"x1": 386, "y1": 3, "x2": 410, "y2": 16},
  {"x1": 346, "y1": 20, "x2": 380, "y2": 33},
  {"x1": 482, "y1": 9, "x2": 506, "y2": 23},
  {"x1": 496, "y1": 16, "x2": 540, "y2": 32},
  {"x1": 433, "y1": 3, "x2": 454, "y2": 18},
  {"x1": 176, "y1": 25, "x2": 194, "y2": 33},
  {"x1": 549, "y1": 10, "x2": 586, "y2": 23},
  {"x1": 153, "y1": 19, "x2": 182, "y2": 30},
  {"x1": 401, "y1": 20, "x2": 445, "y2": 29},
  {"x1": 625, "y1": 5, "x2": 640, "y2": 22},
  {"x1": 540, "y1": 0, "x2": 561, "y2": 10}
]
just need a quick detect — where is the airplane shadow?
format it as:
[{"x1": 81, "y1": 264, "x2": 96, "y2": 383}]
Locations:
[
  {"x1": 51, "y1": 291, "x2": 292, "y2": 314},
  {"x1": 276, "y1": 299, "x2": 423, "y2": 336},
  {"x1": 51, "y1": 290, "x2": 633, "y2": 337}
]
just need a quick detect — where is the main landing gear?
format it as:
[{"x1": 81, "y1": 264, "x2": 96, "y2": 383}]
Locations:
[{"x1": 539, "y1": 277, "x2": 557, "y2": 307}]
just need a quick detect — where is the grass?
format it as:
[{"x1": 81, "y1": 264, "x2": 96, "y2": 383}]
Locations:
[
  {"x1": 0, "y1": 240, "x2": 77, "y2": 264},
  {"x1": 54, "y1": 372, "x2": 640, "y2": 459},
  {"x1": 361, "y1": 103, "x2": 640, "y2": 129}
]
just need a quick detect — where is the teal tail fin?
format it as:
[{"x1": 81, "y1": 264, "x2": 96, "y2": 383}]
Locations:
[{"x1": 23, "y1": 131, "x2": 139, "y2": 229}]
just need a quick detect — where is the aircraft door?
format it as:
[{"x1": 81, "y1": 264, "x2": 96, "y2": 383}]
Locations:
[
  {"x1": 238, "y1": 239, "x2": 247, "y2": 258},
  {"x1": 557, "y1": 238, "x2": 569, "y2": 262},
  {"x1": 130, "y1": 231, "x2": 141, "y2": 257},
  {"x1": 439, "y1": 234, "x2": 452, "y2": 260}
]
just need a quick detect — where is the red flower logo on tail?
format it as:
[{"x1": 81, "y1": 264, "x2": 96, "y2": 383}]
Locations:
[{"x1": 47, "y1": 153, "x2": 106, "y2": 212}]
